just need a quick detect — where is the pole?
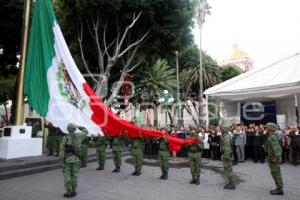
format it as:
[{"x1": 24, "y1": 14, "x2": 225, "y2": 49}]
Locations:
[
  {"x1": 198, "y1": 23, "x2": 204, "y2": 127},
  {"x1": 205, "y1": 95, "x2": 209, "y2": 127},
  {"x1": 175, "y1": 51, "x2": 181, "y2": 126},
  {"x1": 165, "y1": 104, "x2": 168, "y2": 127},
  {"x1": 295, "y1": 94, "x2": 299, "y2": 124},
  {"x1": 15, "y1": 0, "x2": 31, "y2": 125}
]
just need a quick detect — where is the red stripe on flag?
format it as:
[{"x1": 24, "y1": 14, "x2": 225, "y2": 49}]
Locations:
[{"x1": 82, "y1": 83, "x2": 198, "y2": 151}]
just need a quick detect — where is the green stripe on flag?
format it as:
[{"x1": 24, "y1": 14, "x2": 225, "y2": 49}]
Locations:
[{"x1": 24, "y1": 0, "x2": 57, "y2": 117}]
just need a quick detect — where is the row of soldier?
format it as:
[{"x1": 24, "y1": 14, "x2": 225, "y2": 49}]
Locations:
[{"x1": 46, "y1": 122, "x2": 284, "y2": 198}]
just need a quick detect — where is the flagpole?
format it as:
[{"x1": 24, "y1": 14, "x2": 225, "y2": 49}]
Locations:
[{"x1": 15, "y1": 0, "x2": 31, "y2": 125}]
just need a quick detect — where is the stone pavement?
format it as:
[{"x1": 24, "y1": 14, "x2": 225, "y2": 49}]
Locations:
[{"x1": 0, "y1": 156, "x2": 299, "y2": 200}]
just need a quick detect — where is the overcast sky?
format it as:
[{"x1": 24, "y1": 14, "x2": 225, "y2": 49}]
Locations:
[{"x1": 193, "y1": 0, "x2": 300, "y2": 68}]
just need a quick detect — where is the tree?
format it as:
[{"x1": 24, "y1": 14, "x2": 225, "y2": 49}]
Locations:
[
  {"x1": 133, "y1": 59, "x2": 176, "y2": 127},
  {"x1": 54, "y1": 0, "x2": 196, "y2": 103},
  {"x1": 196, "y1": 0, "x2": 211, "y2": 127},
  {"x1": 179, "y1": 44, "x2": 221, "y2": 127},
  {"x1": 220, "y1": 64, "x2": 241, "y2": 81},
  {"x1": 0, "y1": 75, "x2": 17, "y2": 125},
  {"x1": 0, "y1": 0, "x2": 23, "y2": 76}
]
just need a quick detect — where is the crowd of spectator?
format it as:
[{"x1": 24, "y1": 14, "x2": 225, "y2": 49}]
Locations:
[{"x1": 144, "y1": 123, "x2": 300, "y2": 166}]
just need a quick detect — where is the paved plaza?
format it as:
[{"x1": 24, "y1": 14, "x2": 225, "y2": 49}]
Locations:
[{"x1": 0, "y1": 156, "x2": 299, "y2": 200}]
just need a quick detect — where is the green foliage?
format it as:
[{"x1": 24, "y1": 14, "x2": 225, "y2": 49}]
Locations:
[
  {"x1": 208, "y1": 98, "x2": 220, "y2": 126},
  {"x1": 54, "y1": 0, "x2": 196, "y2": 72},
  {"x1": 0, "y1": 0, "x2": 23, "y2": 74},
  {"x1": 133, "y1": 59, "x2": 176, "y2": 104},
  {"x1": 179, "y1": 44, "x2": 221, "y2": 96},
  {"x1": 0, "y1": 75, "x2": 16, "y2": 103},
  {"x1": 220, "y1": 64, "x2": 241, "y2": 81}
]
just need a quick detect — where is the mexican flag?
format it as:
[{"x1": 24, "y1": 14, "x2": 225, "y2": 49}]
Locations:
[{"x1": 24, "y1": 0, "x2": 103, "y2": 135}]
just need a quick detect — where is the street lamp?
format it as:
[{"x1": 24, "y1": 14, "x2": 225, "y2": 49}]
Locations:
[
  {"x1": 158, "y1": 90, "x2": 174, "y2": 127},
  {"x1": 196, "y1": 0, "x2": 211, "y2": 126}
]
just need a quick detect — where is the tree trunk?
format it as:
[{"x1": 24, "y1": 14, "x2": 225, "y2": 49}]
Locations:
[
  {"x1": 184, "y1": 104, "x2": 198, "y2": 127},
  {"x1": 167, "y1": 109, "x2": 174, "y2": 126},
  {"x1": 153, "y1": 105, "x2": 158, "y2": 128},
  {"x1": 4, "y1": 103, "x2": 9, "y2": 125}
]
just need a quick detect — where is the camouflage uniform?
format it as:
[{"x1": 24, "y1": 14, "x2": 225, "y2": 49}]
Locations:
[
  {"x1": 187, "y1": 133, "x2": 203, "y2": 185},
  {"x1": 45, "y1": 123, "x2": 59, "y2": 156},
  {"x1": 94, "y1": 136, "x2": 108, "y2": 170},
  {"x1": 158, "y1": 137, "x2": 170, "y2": 180},
  {"x1": 265, "y1": 122, "x2": 284, "y2": 195},
  {"x1": 112, "y1": 136, "x2": 122, "y2": 172},
  {"x1": 220, "y1": 129, "x2": 235, "y2": 189},
  {"x1": 130, "y1": 137, "x2": 144, "y2": 176},
  {"x1": 59, "y1": 124, "x2": 88, "y2": 198},
  {"x1": 54, "y1": 129, "x2": 63, "y2": 156},
  {"x1": 79, "y1": 135, "x2": 89, "y2": 168}
]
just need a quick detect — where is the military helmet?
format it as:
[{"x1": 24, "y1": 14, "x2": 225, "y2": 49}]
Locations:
[
  {"x1": 265, "y1": 122, "x2": 279, "y2": 131},
  {"x1": 67, "y1": 123, "x2": 77, "y2": 133}
]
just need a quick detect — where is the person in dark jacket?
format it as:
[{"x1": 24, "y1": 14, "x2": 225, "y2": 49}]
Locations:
[
  {"x1": 252, "y1": 126, "x2": 265, "y2": 163},
  {"x1": 210, "y1": 129, "x2": 221, "y2": 160},
  {"x1": 289, "y1": 125, "x2": 300, "y2": 166}
]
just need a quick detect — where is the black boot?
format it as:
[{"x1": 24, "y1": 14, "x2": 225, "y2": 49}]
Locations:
[
  {"x1": 97, "y1": 165, "x2": 104, "y2": 170},
  {"x1": 224, "y1": 182, "x2": 235, "y2": 190},
  {"x1": 80, "y1": 163, "x2": 87, "y2": 168},
  {"x1": 63, "y1": 192, "x2": 72, "y2": 198},
  {"x1": 71, "y1": 191, "x2": 77, "y2": 197},
  {"x1": 160, "y1": 173, "x2": 164, "y2": 179},
  {"x1": 131, "y1": 170, "x2": 137, "y2": 176},
  {"x1": 135, "y1": 170, "x2": 141, "y2": 176},
  {"x1": 195, "y1": 176, "x2": 200, "y2": 185},
  {"x1": 162, "y1": 171, "x2": 168, "y2": 180},
  {"x1": 116, "y1": 166, "x2": 120, "y2": 172},
  {"x1": 270, "y1": 188, "x2": 284, "y2": 195},
  {"x1": 189, "y1": 176, "x2": 196, "y2": 184},
  {"x1": 112, "y1": 166, "x2": 120, "y2": 173}
]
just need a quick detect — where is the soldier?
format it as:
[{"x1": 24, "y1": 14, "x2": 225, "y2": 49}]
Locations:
[
  {"x1": 46, "y1": 123, "x2": 55, "y2": 156},
  {"x1": 94, "y1": 135, "x2": 109, "y2": 170},
  {"x1": 45, "y1": 122, "x2": 59, "y2": 156},
  {"x1": 111, "y1": 132, "x2": 123, "y2": 173},
  {"x1": 187, "y1": 127, "x2": 203, "y2": 185},
  {"x1": 129, "y1": 131, "x2": 144, "y2": 176},
  {"x1": 158, "y1": 129, "x2": 170, "y2": 180},
  {"x1": 59, "y1": 124, "x2": 88, "y2": 198},
  {"x1": 264, "y1": 122, "x2": 284, "y2": 195},
  {"x1": 79, "y1": 135, "x2": 89, "y2": 168},
  {"x1": 220, "y1": 127, "x2": 235, "y2": 190},
  {"x1": 54, "y1": 128, "x2": 64, "y2": 157}
]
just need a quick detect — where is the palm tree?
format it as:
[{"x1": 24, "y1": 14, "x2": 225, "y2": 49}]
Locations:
[
  {"x1": 180, "y1": 49, "x2": 221, "y2": 126},
  {"x1": 180, "y1": 52, "x2": 221, "y2": 98},
  {"x1": 133, "y1": 59, "x2": 177, "y2": 127}
]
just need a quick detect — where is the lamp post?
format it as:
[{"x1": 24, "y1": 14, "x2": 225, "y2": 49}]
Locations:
[
  {"x1": 196, "y1": 0, "x2": 211, "y2": 126},
  {"x1": 158, "y1": 90, "x2": 174, "y2": 127}
]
